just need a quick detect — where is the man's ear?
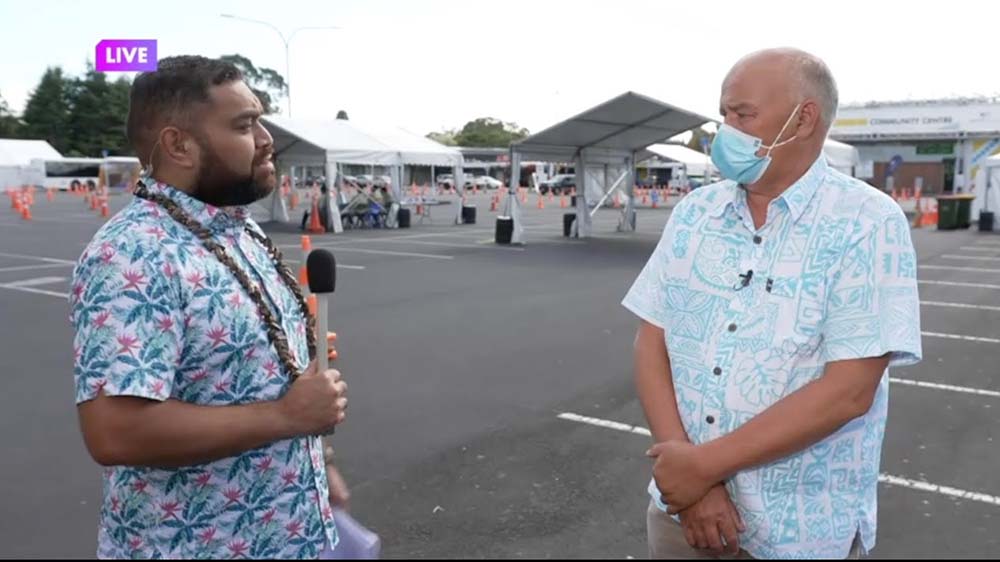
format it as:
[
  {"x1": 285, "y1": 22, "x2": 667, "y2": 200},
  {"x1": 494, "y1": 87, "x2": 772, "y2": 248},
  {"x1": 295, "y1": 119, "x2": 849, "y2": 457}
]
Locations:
[
  {"x1": 160, "y1": 127, "x2": 199, "y2": 170},
  {"x1": 796, "y1": 100, "x2": 823, "y2": 139}
]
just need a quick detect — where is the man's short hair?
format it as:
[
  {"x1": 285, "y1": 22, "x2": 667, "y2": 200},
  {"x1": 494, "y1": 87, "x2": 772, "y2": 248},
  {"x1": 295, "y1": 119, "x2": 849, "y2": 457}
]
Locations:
[{"x1": 126, "y1": 56, "x2": 243, "y2": 164}]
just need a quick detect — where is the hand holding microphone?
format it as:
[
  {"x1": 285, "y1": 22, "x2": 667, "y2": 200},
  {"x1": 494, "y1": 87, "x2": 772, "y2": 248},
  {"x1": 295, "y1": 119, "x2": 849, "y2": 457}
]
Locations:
[{"x1": 278, "y1": 249, "x2": 346, "y2": 437}]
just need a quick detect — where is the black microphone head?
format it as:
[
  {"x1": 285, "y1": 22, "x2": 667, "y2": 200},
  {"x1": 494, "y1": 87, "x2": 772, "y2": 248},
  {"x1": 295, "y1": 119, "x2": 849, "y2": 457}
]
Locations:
[{"x1": 307, "y1": 249, "x2": 337, "y2": 294}]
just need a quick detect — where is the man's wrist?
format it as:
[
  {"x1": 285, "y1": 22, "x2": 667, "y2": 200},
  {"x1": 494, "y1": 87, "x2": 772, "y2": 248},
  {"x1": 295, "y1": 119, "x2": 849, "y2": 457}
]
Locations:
[
  {"x1": 264, "y1": 399, "x2": 300, "y2": 441},
  {"x1": 696, "y1": 438, "x2": 735, "y2": 484}
]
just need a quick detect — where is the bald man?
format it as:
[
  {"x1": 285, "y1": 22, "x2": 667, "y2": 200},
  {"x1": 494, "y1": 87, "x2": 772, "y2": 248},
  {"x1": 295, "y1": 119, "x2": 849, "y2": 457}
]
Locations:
[{"x1": 623, "y1": 48, "x2": 922, "y2": 559}]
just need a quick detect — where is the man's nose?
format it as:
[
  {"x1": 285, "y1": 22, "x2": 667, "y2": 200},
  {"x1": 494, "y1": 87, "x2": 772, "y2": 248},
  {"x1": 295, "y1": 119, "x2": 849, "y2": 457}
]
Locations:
[{"x1": 255, "y1": 121, "x2": 273, "y2": 149}]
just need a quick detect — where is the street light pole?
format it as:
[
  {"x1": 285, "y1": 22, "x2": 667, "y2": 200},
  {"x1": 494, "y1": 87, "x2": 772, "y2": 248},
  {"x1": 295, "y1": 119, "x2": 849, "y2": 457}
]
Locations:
[{"x1": 221, "y1": 14, "x2": 339, "y2": 118}]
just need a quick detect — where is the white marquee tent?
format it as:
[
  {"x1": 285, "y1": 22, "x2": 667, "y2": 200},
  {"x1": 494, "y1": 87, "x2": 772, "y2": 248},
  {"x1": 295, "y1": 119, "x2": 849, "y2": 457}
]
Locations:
[
  {"x1": 0, "y1": 139, "x2": 61, "y2": 188},
  {"x1": 261, "y1": 117, "x2": 465, "y2": 230},
  {"x1": 972, "y1": 153, "x2": 1000, "y2": 231},
  {"x1": 507, "y1": 92, "x2": 713, "y2": 242}
]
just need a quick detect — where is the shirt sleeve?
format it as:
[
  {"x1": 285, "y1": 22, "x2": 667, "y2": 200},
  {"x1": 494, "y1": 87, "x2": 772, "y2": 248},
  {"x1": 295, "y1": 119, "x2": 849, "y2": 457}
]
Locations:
[
  {"x1": 821, "y1": 210, "x2": 922, "y2": 367},
  {"x1": 70, "y1": 240, "x2": 185, "y2": 404},
  {"x1": 621, "y1": 214, "x2": 677, "y2": 329}
]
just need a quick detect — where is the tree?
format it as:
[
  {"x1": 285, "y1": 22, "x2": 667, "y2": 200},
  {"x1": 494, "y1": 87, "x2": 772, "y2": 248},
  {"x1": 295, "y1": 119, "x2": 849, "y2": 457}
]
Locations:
[
  {"x1": 336, "y1": 110, "x2": 349, "y2": 120},
  {"x1": 687, "y1": 127, "x2": 715, "y2": 154},
  {"x1": 426, "y1": 129, "x2": 457, "y2": 146},
  {"x1": 451, "y1": 118, "x2": 529, "y2": 147},
  {"x1": 0, "y1": 92, "x2": 22, "y2": 138},
  {"x1": 64, "y1": 66, "x2": 132, "y2": 157},
  {"x1": 21, "y1": 67, "x2": 72, "y2": 152},
  {"x1": 220, "y1": 54, "x2": 286, "y2": 114}
]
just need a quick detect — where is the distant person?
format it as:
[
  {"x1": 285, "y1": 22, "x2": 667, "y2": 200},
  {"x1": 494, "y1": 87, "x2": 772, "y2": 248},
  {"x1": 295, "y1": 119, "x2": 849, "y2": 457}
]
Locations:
[
  {"x1": 624, "y1": 48, "x2": 922, "y2": 559},
  {"x1": 301, "y1": 183, "x2": 332, "y2": 232},
  {"x1": 70, "y1": 55, "x2": 349, "y2": 559}
]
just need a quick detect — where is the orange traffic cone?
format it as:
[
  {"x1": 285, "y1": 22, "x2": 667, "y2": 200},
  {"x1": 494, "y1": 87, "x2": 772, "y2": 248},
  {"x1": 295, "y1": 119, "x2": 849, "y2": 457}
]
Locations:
[
  {"x1": 490, "y1": 195, "x2": 498, "y2": 212},
  {"x1": 21, "y1": 204, "x2": 31, "y2": 221},
  {"x1": 560, "y1": 192, "x2": 567, "y2": 208},
  {"x1": 537, "y1": 193, "x2": 545, "y2": 209},
  {"x1": 922, "y1": 199, "x2": 938, "y2": 227},
  {"x1": 307, "y1": 294, "x2": 318, "y2": 317},
  {"x1": 101, "y1": 201, "x2": 110, "y2": 218},
  {"x1": 307, "y1": 198, "x2": 324, "y2": 233},
  {"x1": 12, "y1": 194, "x2": 21, "y2": 213},
  {"x1": 46, "y1": 188, "x2": 54, "y2": 202},
  {"x1": 290, "y1": 190, "x2": 299, "y2": 211},
  {"x1": 90, "y1": 194, "x2": 99, "y2": 211},
  {"x1": 299, "y1": 236, "x2": 312, "y2": 287}
]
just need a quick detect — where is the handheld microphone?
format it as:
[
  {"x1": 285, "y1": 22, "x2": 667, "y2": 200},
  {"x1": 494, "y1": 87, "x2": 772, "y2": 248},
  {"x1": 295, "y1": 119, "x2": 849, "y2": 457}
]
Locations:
[
  {"x1": 734, "y1": 269, "x2": 753, "y2": 291},
  {"x1": 307, "y1": 249, "x2": 337, "y2": 435},
  {"x1": 307, "y1": 249, "x2": 337, "y2": 371}
]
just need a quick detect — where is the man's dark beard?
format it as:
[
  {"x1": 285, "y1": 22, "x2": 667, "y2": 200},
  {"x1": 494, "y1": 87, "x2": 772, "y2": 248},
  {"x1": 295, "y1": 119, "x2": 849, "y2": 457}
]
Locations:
[{"x1": 190, "y1": 139, "x2": 275, "y2": 208}]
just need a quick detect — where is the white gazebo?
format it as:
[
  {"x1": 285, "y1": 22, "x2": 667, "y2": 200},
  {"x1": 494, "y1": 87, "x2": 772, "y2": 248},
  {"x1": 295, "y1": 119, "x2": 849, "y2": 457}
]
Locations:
[
  {"x1": 507, "y1": 92, "x2": 712, "y2": 242},
  {"x1": 262, "y1": 117, "x2": 465, "y2": 231},
  {"x1": 0, "y1": 139, "x2": 61, "y2": 189},
  {"x1": 972, "y1": 153, "x2": 1000, "y2": 231},
  {"x1": 643, "y1": 143, "x2": 715, "y2": 180}
]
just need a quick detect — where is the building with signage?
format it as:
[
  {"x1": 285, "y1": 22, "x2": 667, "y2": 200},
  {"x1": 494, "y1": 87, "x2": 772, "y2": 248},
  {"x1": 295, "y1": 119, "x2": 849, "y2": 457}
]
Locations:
[{"x1": 829, "y1": 97, "x2": 1000, "y2": 193}]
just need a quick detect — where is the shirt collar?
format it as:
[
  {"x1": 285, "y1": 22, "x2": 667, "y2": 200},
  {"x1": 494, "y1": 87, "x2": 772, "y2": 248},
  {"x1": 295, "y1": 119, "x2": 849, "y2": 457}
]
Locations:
[
  {"x1": 708, "y1": 156, "x2": 828, "y2": 223},
  {"x1": 143, "y1": 180, "x2": 251, "y2": 234}
]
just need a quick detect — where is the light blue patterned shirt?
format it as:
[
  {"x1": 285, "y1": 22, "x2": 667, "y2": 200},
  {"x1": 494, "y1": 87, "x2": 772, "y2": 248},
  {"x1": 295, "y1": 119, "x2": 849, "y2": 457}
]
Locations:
[{"x1": 623, "y1": 157, "x2": 922, "y2": 559}]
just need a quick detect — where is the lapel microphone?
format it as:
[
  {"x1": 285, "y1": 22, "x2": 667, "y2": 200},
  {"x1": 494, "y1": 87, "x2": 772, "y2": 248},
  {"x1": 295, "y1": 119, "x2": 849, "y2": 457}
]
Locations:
[{"x1": 734, "y1": 269, "x2": 753, "y2": 291}]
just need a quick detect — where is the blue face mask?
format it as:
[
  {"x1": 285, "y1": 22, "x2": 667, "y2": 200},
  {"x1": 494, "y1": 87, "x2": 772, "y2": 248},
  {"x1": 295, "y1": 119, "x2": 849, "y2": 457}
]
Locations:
[{"x1": 710, "y1": 103, "x2": 801, "y2": 185}]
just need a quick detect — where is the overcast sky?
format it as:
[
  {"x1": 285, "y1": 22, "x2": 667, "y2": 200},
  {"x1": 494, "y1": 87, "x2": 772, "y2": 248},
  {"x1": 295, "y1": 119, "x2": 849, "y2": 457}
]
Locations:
[{"x1": 1, "y1": 0, "x2": 997, "y2": 136}]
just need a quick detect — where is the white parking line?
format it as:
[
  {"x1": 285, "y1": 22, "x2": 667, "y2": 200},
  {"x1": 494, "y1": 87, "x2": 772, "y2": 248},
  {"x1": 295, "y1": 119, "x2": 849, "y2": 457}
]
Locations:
[
  {"x1": 878, "y1": 474, "x2": 1000, "y2": 507},
  {"x1": 3, "y1": 276, "x2": 66, "y2": 288},
  {"x1": 0, "y1": 284, "x2": 69, "y2": 299},
  {"x1": 0, "y1": 263, "x2": 73, "y2": 273},
  {"x1": 920, "y1": 265, "x2": 1000, "y2": 274},
  {"x1": 942, "y1": 254, "x2": 1000, "y2": 262},
  {"x1": 340, "y1": 237, "x2": 526, "y2": 252},
  {"x1": 919, "y1": 280, "x2": 1000, "y2": 290},
  {"x1": 959, "y1": 246, "x2": 1000, "y2": 253},
  {"x1": 557, "y1": 412, "x2": 652, "y2": 437},
  {"x1": 889, "y1": 377, "x2": 1000, "y2": 399},
  {"x1": 0, "y1": 252, "x2": 76, "y2": 265},
  {"x1": 922, "y1": 331, "x2": 1000, "y2": 344},
  {"x1": 921, "y1": 300, "x2": 1000, "y2": 312},
  {"x1": 311, "y1": 246, "x2": 454, "y2": 260},
  {"x1": 283, "y1": 259, "x2": 366, "y2": 271},
  {"x1": 557, "y1": 412, "x2": 1000, "y2": 507}
]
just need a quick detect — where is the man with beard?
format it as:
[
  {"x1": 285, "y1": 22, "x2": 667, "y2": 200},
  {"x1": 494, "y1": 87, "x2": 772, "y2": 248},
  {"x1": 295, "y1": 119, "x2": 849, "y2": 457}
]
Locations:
[{"x1": 70, "y1": 56, "x2": 350, "y2": 559}]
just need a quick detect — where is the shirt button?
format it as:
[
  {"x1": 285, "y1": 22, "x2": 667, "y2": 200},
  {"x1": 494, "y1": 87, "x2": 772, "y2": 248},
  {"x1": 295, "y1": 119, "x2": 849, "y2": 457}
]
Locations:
[
  {"x1": 728, "y1": 323, "x2": 737, "y2": 332},
  {"x1": 753, "y1": 235, "x2": 763, "y2": 245},
  {"x1": 713, "y1": 367, "x2": 722, "y2": 376},
  {"x1": 706, "y1": 415, "x2": 716, "y2": 424}
]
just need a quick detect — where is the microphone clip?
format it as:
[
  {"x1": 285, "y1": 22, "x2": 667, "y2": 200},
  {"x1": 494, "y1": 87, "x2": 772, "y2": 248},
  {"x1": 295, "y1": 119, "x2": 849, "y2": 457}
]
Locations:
[{"x1": 734, "y1": 269, "x2": 753, "y2": 291}]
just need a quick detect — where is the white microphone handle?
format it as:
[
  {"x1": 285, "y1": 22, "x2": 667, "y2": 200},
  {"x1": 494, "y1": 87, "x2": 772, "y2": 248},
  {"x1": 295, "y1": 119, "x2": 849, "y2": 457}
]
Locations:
[{"x1": 316, "y1": 293, "x2": 330, "y2": 372}]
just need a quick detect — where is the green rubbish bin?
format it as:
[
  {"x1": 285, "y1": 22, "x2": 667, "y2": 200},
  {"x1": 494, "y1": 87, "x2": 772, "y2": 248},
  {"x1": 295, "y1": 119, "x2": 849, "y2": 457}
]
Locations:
[
  {"x1": 957, "y1": 194, "x2": 976, "y2": 228},
  {"x1": 936, "y1": 196, "x2": 961, "y2": 230}
]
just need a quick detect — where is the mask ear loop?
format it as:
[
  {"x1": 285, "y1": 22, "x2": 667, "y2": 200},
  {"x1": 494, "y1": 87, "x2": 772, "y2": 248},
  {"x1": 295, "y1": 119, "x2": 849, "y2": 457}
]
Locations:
[{"x1": 764, "y1": 103, "x2": 802, "y2": 156}]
